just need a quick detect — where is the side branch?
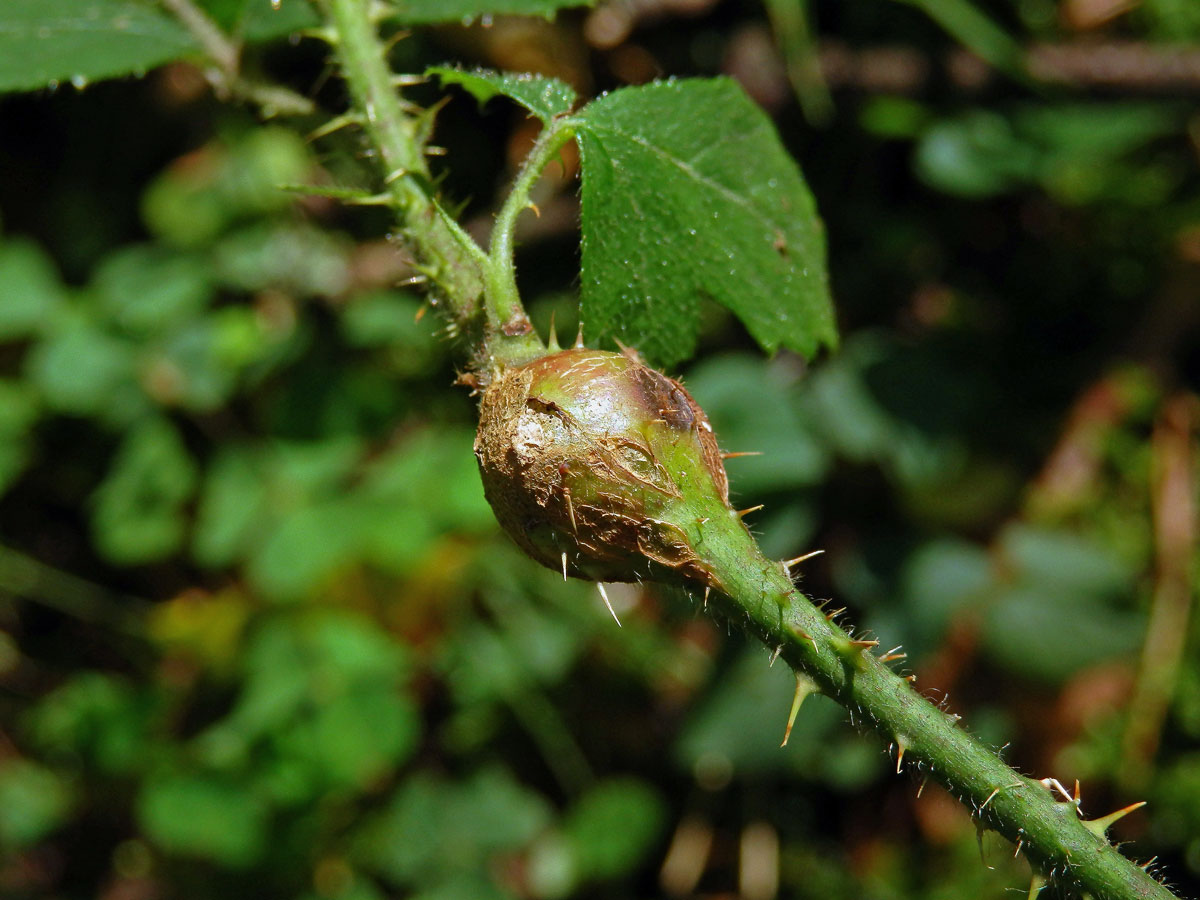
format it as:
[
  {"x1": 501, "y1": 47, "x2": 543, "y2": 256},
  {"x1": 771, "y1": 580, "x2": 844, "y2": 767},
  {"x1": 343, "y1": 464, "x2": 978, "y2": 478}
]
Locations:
[{"x1": 317, "y1": 0, "x2": 485, "y2": 323}]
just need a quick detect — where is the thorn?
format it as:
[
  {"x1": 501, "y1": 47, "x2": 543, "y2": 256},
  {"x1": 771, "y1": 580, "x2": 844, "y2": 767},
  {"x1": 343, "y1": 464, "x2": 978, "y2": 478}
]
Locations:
[
  {"x1": 880, "y1": 645, "x2": 907, "y2": 663},
  {"x1": 424, "y1": 145, "x2": 448, "y2": 156},
  {"x1": 981, "y1": 787, "x2": 1001, "y2": 810},
  {"x1": 1138, "y1": 856, "x2": 1158, "y2": 871},
  {"x1": 721, "y1": 451, "x2": 763, "y2": 460},
  {"x1": 904, "y1": 674, "x2": 918, "y2": 683},
  {"x1": 782, "y1": 549, "x2": 825, "y2": 571},
  {"x1": 527, "y1": 200, "x2": 541, "y2": 217},
  {"x1": 917, "y1": 776, "x2": 928, "y2": 798},
  {"x1": 1027, "y1": 868, "x2": 1046, "y2": 897},
  {"x1": 597, "y1": 583, "x2": 622, "y2": 627},
  {"x1": 831, "y1": 636, "x2": 875, "y2": 670},
  {"x1": 414, "y1": 305, "x2": 427, "y2": 322},
  {"x1": 383, "y1": 167, "x2": 410, "y2": 184},
  {"x1": 612, "y1": 337, "x2": 645, "y2": 364},
  {"x1": 792, "y1": 627, "x2": 817, "y2": 650},
  {"x1": 703, "y1": 585, "x2": 710, "y2": 608},
  {"x1": 574, "y1": 322, "x2": 585, "y2": 349},
  {"x1": 781, "y1": 673, "x2": 818, "y2": 747},
  {"x1": 696, "y1": 517, "x2": 710, "y2": 526},
  {"x1": 737, "y1": 505, "x2": 764, "y2": 518},
  {"x1": 397, "y1": 274, "x2": 429, "y2": 287},
  {"x1": 547, "y1": 311, "x2": 561, "y2": 352},
  {"x1": 561, "y1": 551, "x2": 568, "y2": 582},
  {"x1": 563, "y1": 487, "x2": 577, "y2": 534},
  {"x1": 1039, "y1": 777, "x2": 1078, "y2": 806},
  {"x1": 1083, "y1": 801, "x2": 1147, "y2": 837},
  {"x1": 768, "y1": 645, "x2": 783, "y2": 666},
  {"x1": 1074, "y1": 778, "x2": 1081, "y2": 805},
  {"x1": 825, "y1": 607, "x2": 846, "y2": 621},
  {"x1": 306, "y1": 112, "x2": 363, "y2": 141},
  {"x1": 1014, "y1": 838, "x2": 1024, "y2": 858},
  {"x1": 896, "y1": 743, "x2": 906, "y2": 774}
]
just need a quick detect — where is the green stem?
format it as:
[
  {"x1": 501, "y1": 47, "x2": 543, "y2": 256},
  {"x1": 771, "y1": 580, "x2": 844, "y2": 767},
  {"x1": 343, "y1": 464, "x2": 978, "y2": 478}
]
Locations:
[
  {"x1": 685, "y1": 499, "x2": 1174, "y2": 900},
  {"x1": 319, "y1": 0, "x2": 489, "y2": 331},
  {"x1": 483, "y1": 120, "x2": 576, "y2": 363}
]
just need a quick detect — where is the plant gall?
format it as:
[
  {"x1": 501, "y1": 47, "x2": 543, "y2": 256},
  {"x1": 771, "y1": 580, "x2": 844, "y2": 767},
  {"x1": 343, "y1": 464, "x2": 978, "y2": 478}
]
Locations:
[{"x1": 474, "y1": 347, "x2": 763, "y2": 592}]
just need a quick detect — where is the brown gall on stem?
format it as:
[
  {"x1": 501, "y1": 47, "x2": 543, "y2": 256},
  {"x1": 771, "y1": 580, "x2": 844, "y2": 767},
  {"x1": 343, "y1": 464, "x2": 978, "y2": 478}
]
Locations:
[{"x1": 474, "y1": 348, "x2": 745, "y2": 589}]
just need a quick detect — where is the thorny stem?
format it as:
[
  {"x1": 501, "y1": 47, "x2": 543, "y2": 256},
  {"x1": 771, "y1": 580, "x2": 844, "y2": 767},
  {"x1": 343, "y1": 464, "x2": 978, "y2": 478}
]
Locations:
[
  {"x1": 319, "y1": 0, "x2": 481, "y2": 287},
  {"x1": 319, "y1": 0, "x2": 543, "y2": 369},
  {"x1": 684, "y1": 497, "x2": 1176, "y2": 900}
]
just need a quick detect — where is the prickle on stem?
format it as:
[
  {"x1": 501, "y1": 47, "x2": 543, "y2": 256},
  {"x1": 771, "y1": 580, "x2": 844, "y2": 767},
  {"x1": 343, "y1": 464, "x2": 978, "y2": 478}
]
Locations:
[{"x1": 781, "y1": 673, "x2": 819, "y2": 747}]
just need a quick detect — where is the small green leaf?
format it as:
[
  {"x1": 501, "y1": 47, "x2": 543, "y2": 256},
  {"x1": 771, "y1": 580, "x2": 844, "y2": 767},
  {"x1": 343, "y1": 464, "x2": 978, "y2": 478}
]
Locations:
[
  {"x1": 94, "y1": 245, "x2": 213, "y2": 335},
  {"x1": 563, "y1": 779, "x2": 667, "y2": 881},
  {"x1": 428, "y1": 66, "x2": 576, "y2": 125},
  {"x1": 383, "y1": 0, "x2": 591, "y2": 25},
  {"x1": 137, "y1": 773, "x2": 267, "y2": 867},
  {"x1": 91, "y1": 416, "x2": 198, "y2": 565},
  {"x1": 26, "y1": 673, "x2": 158, "y2": 775},
  {"x1": 575, "y1": 78, "x2": 836, "y2": 368},
  {"x1": 25, "y1": 321, "x2": 141, "y2": 417},
  {"x1": 356, "y1": 768, "x2": 552, "y2": 885},
  {"x1": 0, "y1": 0, "x2": 197, "y2": 94},
  {"x1": 0, "y1": 760, "x2": 73, "y2": 847},
  {"x1": 0, "y1": 239, "x2": 67, "y2": 340},
  {"x1": 0, "y1": 379, "x2": 39, "y2": 495}
]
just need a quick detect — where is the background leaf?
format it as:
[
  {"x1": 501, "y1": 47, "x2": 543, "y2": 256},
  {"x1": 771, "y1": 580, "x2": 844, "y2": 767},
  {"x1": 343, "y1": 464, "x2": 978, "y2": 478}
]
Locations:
[
  {"x1": 575, "y1": 78, "x2": 836, "y2": 368},
  {"x1": 0, "y1": 0, "x2": 197, "y2": 93},
  {"x1": 384, "y1": 0, "x2": 592, "y2": 25}
]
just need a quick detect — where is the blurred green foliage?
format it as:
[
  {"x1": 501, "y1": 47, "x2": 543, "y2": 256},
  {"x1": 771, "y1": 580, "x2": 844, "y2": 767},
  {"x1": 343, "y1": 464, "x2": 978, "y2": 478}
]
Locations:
[{"x1": 0, "y1": 0, "x2": 1198, "y2": 898}]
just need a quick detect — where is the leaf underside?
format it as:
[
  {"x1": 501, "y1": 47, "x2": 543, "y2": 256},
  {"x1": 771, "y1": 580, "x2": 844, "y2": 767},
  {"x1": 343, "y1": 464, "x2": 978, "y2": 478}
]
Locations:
[{"x1": 575, "y1": 78, "x2": 837, "y2": 369}]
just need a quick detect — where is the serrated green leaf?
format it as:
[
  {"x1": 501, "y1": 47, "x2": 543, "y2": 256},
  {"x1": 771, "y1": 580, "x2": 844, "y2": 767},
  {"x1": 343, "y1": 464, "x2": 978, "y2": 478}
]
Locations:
[
  {"x1": 0, "y1": 0, "x2": 197, "y2": 94},
  {"x1": 575, "y1": 78, "x2": 836, "y2": 368},
  {"x1": 384, "y1": 0, "x2": 591, "y2": 25},
  {"x1": 428, "y1": 67, "x2": 576, "y2": 125}
]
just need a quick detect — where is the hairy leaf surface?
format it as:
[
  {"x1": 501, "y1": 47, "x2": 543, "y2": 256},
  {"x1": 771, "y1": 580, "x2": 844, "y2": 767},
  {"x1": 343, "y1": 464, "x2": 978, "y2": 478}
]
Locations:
[
  {"x1": 575, "y1": 78, "x2": 836, "y2": 368},
  {"x1": 427, "y1": 67, "x2": 576, "y2": 125}
]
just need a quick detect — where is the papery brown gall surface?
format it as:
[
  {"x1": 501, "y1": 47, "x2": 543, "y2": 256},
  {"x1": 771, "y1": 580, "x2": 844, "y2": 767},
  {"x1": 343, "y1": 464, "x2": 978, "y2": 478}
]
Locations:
[{"x1": 474, "y1": 348, "x2": 733, "y2": 585}]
